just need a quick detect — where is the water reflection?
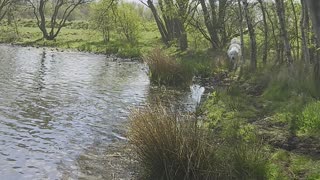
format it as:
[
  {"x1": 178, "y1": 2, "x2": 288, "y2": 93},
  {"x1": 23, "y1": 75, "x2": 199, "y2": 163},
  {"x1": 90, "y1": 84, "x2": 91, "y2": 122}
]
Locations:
[{"x1": 0, "y1": 45, "x2": 204, "y2": 179}]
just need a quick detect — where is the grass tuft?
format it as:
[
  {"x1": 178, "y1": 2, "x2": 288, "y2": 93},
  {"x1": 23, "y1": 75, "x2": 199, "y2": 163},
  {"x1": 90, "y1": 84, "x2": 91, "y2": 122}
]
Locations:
[
  {"x1": 144, "y1": 48, "x2": 193, "y2": 87},
  {"x1": 128, "y1": 104, "x2": 269, "y2": 179}
]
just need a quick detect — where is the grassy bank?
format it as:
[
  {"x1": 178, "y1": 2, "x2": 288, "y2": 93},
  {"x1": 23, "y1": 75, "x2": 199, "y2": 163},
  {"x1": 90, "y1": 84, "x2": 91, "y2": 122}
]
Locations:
[
  {"x1": 0, "y1": 20, "x2": 162, "y2": 58},
  {"x1": 200, "y1": 64, "x2": 320, "y2": 179},
  {"x1": 0, "y1": 19, "x2": 222, "y2": 88},
  {"x1": 128, "y1": 64, "x2": 320, "y2": 179}
]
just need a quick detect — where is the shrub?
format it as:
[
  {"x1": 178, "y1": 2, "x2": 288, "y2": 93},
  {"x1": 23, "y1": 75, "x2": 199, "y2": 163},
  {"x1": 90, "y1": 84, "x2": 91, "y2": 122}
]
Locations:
[
  {"x1": 298, "y1": 101, "x2": 320, "y2": 135},
  {"x1": 144, "y1": 48, "x2": 193, "y2": 87},
  {"x1": 0, "y1": 27, "x2": 20, "y2": 43},
  {"x1": 128, "y1": 105, "x2": 269, "y2": 179},
  {"x1": 116, "y1": 3, "x2": 141, "y2": 44}
]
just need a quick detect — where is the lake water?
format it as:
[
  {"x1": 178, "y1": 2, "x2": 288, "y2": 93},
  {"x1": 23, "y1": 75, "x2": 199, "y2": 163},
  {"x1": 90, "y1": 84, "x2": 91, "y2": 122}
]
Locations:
[{"x1": 0, "y1": 45, "x2": 202, "y2": 179}]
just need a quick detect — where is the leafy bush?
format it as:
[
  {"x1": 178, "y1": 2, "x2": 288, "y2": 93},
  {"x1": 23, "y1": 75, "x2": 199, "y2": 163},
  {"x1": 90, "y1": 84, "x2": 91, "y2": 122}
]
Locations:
[
  {"x1": 0, "y1": 27, "x2": 20, "y2": 43},
  {"x1": 89, "y1": 0, "x2": 116, "y2": 42},
  {"x1": 144, "y1": 48, "x2": 193, "y2": 87},
  {"x1": 298, "y1": 101, "x2": 320, "y2": 135},
  {"x1": 116, "y1": 3, "x2": 141, "y2": 44},
  {"x1": 128, "y1": 105, "x2": 269, "y2": 179}
]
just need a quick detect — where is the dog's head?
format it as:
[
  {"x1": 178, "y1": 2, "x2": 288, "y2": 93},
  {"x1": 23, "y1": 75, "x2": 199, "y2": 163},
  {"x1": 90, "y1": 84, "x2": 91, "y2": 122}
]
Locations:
[{"x1": 227, "y1": 47, "x2": 239, "y2": 61}]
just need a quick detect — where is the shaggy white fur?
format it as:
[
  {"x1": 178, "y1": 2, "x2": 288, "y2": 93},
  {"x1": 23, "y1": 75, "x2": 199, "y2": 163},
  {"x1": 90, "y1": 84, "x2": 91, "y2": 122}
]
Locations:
[{"x1": 227, "y1": 38, "x2": 241, "y2": 70}]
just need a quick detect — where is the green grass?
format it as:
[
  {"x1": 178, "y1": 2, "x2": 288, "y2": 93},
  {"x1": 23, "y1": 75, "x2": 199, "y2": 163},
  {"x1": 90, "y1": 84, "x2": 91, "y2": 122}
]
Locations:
[
  {"x1": 268, "y1": 149, "x2": 320, "y2": 179},
  {"x1": 200, "y1": 63, "x2": 320, "y2": 180},
  {"x1": 298, "y1": 101, "x2": 320, "y2": 136},
  {"x1": 0, "y1": 21, "x2": 162, "y2": 58}
]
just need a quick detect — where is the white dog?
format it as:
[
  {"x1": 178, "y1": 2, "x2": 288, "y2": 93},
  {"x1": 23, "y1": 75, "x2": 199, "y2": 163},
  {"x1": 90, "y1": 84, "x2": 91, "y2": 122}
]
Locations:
[{"x1": 227, "y1": 38, "x2": 241, "y2": 71}]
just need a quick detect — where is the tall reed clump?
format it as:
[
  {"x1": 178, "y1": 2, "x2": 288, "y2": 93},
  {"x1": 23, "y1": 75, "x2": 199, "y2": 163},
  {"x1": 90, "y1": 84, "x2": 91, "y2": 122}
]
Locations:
[
  {"x1": 144, "y1": 48, "x2": 193, "y2": 87},
  {"x1": 128, "y1": 105, "x2": 269, "y2": 179}
]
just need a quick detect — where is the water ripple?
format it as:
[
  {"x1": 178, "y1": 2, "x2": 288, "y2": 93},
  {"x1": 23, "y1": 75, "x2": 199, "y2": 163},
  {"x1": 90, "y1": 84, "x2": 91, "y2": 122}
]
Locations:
[{"x1": 0, "y1": 45, "x2": 203, "y2": 179}]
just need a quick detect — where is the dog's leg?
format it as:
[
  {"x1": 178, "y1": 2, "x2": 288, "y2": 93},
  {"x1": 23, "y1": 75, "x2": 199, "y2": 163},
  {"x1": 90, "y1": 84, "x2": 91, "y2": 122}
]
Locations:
[{"x1": 233, "y1": 59, "x2": 238, "y2": 71}]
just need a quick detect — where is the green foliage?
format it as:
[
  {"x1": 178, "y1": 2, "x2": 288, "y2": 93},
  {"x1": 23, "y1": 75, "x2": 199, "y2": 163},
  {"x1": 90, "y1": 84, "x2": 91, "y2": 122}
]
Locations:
[
  {"x1": 116, "y1": 3, "x2": 141, "y2": 44},
  {"x1": 89, "y1": 0, "x2": 116, "y2": 42},
  {"x1": 259, "y1": 64, "x2": 318, "y2": 134},
  {"x1": 0, "y1": 26, "x2": 20, "y2": 42},
  {"x1": 173, "y1": 49, "x2": 231, "y2": 79},
  {"x1": 144, "y1": 48, "x2": 193, "y2": 87},
  {"x1": 178, "y1": 51, "x2": 220, "y2": 78},
  {"x1": 298, "y1": 101, "x2": 320, "y2": 135},
  {"x1": 203, "y1": 87, "x2": 258, "y2": 129}
]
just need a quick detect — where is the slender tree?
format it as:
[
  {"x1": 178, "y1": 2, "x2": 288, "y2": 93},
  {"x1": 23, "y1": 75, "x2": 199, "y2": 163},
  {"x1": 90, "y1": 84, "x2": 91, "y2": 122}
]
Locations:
[
  {"x1": 275, "y1": 0, "x2": 293, "y2": 64},
  {"x1": 0, "y1": 0, "x2": 13, "y2": 21},
  {"x1": 144, "y1": 0, "x2": 170, "y2": 46},
  {"x1": 243, "y1": 0, "x2": 257, "y2": 71},
  {"x1": 306, "y1": 0, "x2": 320, "y2": 84},
  {"x1": 237, "y1": 0, "x2": 244, "y2": 63},
  {"x1": 300, "y1": 0, "x2": 310, "y2": 63},
  {"x1": 195, "y1": 0, "x2": 230, "y2": 49},
  {"x1": 306, "y1": 0, "x2": 320, "y2": 44},
  {"x1": 141, "y1": 0, "x2": 194, "y2": 50},
  {"x1": 27, "y1": 0, "x2": 88, "y2": 40},
  {"x1": 90, "y1": 0, "x2": 117, "y2": 43},
  {"x1": 290, "y1": 0, "x2": 299, "y2": 60},
  {"x1": 257, "y1": 0, "x2": 268, "y2": 65}
]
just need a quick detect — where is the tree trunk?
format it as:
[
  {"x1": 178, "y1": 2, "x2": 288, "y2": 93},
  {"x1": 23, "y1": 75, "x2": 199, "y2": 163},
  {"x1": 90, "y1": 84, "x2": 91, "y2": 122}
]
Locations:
[
  {"x1": 275, "y1": 0, "x2": 293, "y2": 64},
  {"x1": 300, "y1": 0, "x2": 310, "y2": 63},
  {"x1": 176, "y1": 20, "x2": 188, "y2": 50},
  {"x1": 0, "y1": 0, "x2": 11, "y2": 22},
  {"x1": 147, "y1": 0, "x2": 188, "y2": 50},
  {"x1": 199, "y1": 0, "x2": 219, "y2": 48},
  {"x1": 306, "y1": 0, "x2": 320, "y2": 45},
  {"x1": 258, "y1": 0, "x2": 268, "y2": 65},
  {"x1": 243, "y1": 0, "x2": 257, "y2": 71},
  {"x1": 265, "y1": 3, "x2": 280, "y2": 65},
  {"x1": 217, "y1": 0, "x2": 228, "y2": 46},
  {"x1": 28, "y1": 0, "x2": 84, "y2": 41},
  {"x1": 290, "y1": 0, "x2": 300, "y2": 60},
  {"x1": 147, "y1": 0, "x2": 170, "y2": 45},
  {"x1": 237, "y1": 0, "x2": 244, "y2": 63},
  {"x1": 306, "y1": 0, "x2": 320, "y2": 86}
]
